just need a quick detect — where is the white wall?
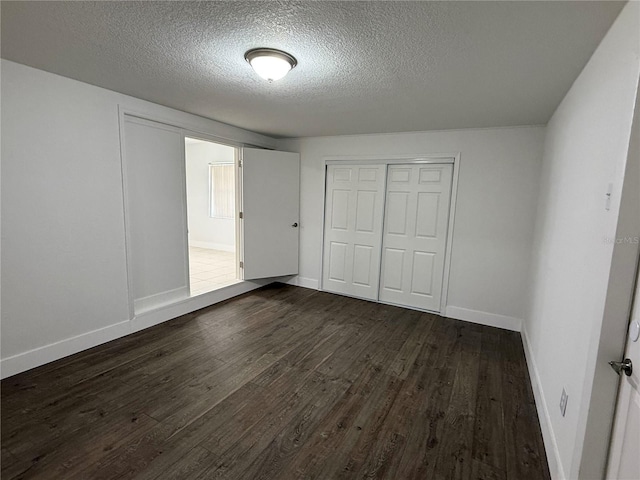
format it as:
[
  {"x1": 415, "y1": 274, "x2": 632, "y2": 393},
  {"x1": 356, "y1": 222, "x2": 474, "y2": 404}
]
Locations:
[
  {"x1": 278, "y1": 125, "x2": 545, "y2": 329},
  {"x1": 185, "y1": 141, "x2": 236, "y2": 251},
  {"x1": 0, "y1": 60, "x2": 276, "y2": 378},
  {"x1": 523, "y1": 3, "x2": 640, "y2": 479}
]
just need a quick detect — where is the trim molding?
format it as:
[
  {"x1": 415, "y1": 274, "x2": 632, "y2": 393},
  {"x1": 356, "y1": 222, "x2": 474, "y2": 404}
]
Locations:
[
  {"x1": 324, "y1": 154, "x2": 455, "y2": 165},
  {"x1": 131, "y1": 280, "x2": 270, "y2": 332},
  {"x1": 134, "y1": 286, "x2": 190, "y2": 315},
  {"x1": 521, "y1": 328, "x2": 565, "y2": 480},
  {"x1": 281, "y1": 275, "x2": 320, "y2": 290},
  {"x1": 118, "y1": 105, "x2": 276, "y2": 150},
  {"x1": 0, "y1": 280, "x2": 270, "y2": 380},
  {"x1": 444, "y1": 306, "x2": 522, "y2": 331},
  {"x1": 0, "y1": 320, "x2": 131, "y2": 379}
]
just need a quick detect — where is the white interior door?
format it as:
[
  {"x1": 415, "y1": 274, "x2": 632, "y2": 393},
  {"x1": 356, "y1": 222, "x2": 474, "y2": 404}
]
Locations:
[
  {"x1": 242, "y1": 148, "x2": 300, "y2": 280},
  {"x1": 606, "y1": 267, "x2": 640, "y2": 479},
  {"x1": 322, "y1": 164, "x2": 386, "y2": 300},
  {"x1": 379, "y1": 164, "x2": 453, "y2": 312},
  {"x1": 123, "y1": 116, "x2": 190, "y2": 314}
]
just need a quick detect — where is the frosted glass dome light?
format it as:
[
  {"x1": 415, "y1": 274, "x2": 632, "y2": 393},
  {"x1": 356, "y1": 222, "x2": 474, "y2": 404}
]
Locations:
[{"x1": 245, "y1": 48, "x2": 297, "y2": 82}]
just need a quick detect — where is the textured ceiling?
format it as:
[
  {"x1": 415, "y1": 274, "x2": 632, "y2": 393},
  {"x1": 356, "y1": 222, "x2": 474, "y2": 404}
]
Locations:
[{"x1": 1, "y1": 1, "x2": 626, "y2": 138}]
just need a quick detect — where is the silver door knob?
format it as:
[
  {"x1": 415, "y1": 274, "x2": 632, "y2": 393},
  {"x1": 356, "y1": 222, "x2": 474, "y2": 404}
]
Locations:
[
  {"x1": 292, "y1": 222, "x2": 298, "y2": 228},
  {"x1": 609, "y1": 358, "x2": 633, "y2": 376}
]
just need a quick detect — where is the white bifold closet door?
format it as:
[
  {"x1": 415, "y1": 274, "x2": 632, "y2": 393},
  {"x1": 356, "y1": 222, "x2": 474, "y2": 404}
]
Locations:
[
  {"x1": 379, "y1": 164, "x2": 453, "y2": 312},
  {"x1": 123, "y1": 116, "x2": 190, "y2": 314},
  {"x1": 322, "y1": 162, "x2": 453, "y2": 312},
  {"x1": 322, "y1": 165, "x2": 387, "y2": 300}
]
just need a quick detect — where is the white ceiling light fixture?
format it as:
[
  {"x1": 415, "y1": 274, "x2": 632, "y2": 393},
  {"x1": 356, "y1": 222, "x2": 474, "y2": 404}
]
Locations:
[{"x1": 244, "y1": 48, "x2": 297, "y2": 82}]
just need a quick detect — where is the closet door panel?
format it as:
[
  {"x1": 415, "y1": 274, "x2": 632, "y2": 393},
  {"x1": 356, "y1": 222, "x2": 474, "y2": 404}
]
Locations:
[
  {"x1": 322, "y1": 164, "x2": 386, "y2": 300},
  {"x1": 379, "y1": 164, "x2": 453, "y2": 312},
  {"x1": 386, "y1": 192, "x2": 410, "y2": 235},
  {"x1": 411, "y1": 251, "x2": 435, "y2": 295},
  {"x1": 328, "y1": 241, "x2": 348, "y2": 282},
  {"x1": 353, "y1": 245, "x2": 374, "y2": 286},
  {"x1": 382, "y1": 248, "x2": 405, "y2": 291},
  {"x1": 331, "y1": 190, "x2": 350, "y2": 230},
  {"x1": 355, "y1": 191, "x2": 377, "y2": 232},
  {"x1": 416, "y1": 193, "x2": 440, "y2": 238}
]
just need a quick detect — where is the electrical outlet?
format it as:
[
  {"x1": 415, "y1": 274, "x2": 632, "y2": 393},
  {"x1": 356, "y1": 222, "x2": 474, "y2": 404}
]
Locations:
[{"x1": 560, "y1": 388, "x2": 568, "y2": 417}]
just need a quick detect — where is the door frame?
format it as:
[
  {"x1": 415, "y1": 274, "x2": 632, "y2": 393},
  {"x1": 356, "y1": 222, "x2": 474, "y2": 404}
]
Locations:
[
  {"x1": 117, "y1": 106, "x2": 269, "y2": 320},
  {"x1": 184, "y1": 134, "x2": 242, "y2": 282},
  {"x1": 319, "y1": 153, "x2": 461, "y2": 314}
]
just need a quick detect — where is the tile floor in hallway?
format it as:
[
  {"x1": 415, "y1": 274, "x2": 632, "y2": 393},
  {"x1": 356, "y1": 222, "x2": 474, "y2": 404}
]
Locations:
[{"x1": 188, "y1": 246, "x2": 238, "y2": 295}]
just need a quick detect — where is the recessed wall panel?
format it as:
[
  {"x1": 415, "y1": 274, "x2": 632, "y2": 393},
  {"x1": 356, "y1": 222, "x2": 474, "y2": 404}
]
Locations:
[
  {"x1": 328, "y1": 242, "x2": 348, "y2": 282},
  {"x1": 416, "y1": 192, "x2": 440, "y2": 238},
  {"x1": 358, "y1": 168, "x2": 378, "y2": 182},
  {"x1": 390, "y1": 169, "x2": 411, "y2": 183},
  {"x1": 124, "y1": 118, "x2": 189, "y2": 312},
  {"x1": 419, "y1": 168, "x2": 442, "y2": 183},
  {"x1": 334, "y1": 168, "x2": 351, "y2": 182},
  {"x1": 331, "y1": 190, "x2": 350, "y2": 230},
  {"x1": 353, "y1": 245, "x2": 373, "y2": 286},
  {"x1": 386, "y1": 192, "x2": 409, "y2": 235},
  {"x1": 383, "y1": 248, "x2": 405, "y2": 291},
  {"x1": 411, "y1": 251, "x2": 435, "y2": 296},
  {"x1": 355, "y1": 190, "x2": 376, "y2": 233}
]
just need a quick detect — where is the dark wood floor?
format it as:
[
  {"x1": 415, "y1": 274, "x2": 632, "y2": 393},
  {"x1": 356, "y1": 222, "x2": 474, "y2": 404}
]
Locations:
[{"x1": 1, "y1": 284, "x2": 550, "y2": 480}]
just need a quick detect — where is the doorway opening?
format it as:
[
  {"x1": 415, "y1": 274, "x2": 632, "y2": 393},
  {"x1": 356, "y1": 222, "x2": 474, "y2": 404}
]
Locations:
[{"x1": 184, "y1": 137, "x2": 238, "y2": 296}]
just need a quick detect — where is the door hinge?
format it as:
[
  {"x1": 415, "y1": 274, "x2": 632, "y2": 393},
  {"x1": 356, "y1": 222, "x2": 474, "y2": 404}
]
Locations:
[
  {"x1": 239, "y1": 160, "x2": 242, "y2": 167},
  {"x1": 239, "y1": 261, "x2": 244, "y2": 268},
  {"x1": 239, "y1": 212, "x2": 243, "y2": 219}
]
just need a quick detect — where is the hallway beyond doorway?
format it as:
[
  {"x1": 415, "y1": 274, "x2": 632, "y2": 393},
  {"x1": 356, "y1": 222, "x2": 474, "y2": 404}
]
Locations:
[{"x1": 188, "y1": 246, "x2": 238, "y2": 295}]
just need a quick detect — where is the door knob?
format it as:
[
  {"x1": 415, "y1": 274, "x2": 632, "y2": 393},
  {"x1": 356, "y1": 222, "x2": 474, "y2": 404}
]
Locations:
[
  {"x1": 291, "y1": 222, "x2": 298, "y2": 228},
  {"x1": 609, "y1": 358, "x2": 633, "y2": 377}
]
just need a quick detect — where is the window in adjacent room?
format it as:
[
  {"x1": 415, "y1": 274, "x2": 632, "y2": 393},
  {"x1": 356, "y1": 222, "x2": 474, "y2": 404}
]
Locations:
[
  {"x1": 209, "y1": 163, "x2": 235, "y2": 219},
  {"x1": 184, "y1": 136, "x2": 238, "y2": 296}
]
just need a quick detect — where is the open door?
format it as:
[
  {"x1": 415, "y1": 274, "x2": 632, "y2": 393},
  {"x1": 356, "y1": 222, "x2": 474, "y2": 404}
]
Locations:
[
  {"x1": 241, "y1": 148, "x2": 300, "y2": 280},
  {"x1": 606, "y1": 265, "x2": 640, "y2": 479}
]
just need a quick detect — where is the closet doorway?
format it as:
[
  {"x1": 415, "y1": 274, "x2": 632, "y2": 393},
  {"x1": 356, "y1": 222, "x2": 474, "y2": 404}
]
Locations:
[
  {"x1": 322, "y1": 159, "x2": 456, "y2": 314},
  {"x1": 184, "y1": 137, "x2": 239, "y2": 296}
]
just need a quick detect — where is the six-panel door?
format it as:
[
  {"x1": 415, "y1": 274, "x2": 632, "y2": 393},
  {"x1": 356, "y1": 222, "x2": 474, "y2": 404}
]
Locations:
[
  {"x1": 379, "y1": 164, "x2": 453, "y2": 312},
  {"x1": 322, "y1": 165, "x2": 387, "y2": 300},
  {"x1": 322, "y1": 163, "x2": 453, "y2": 312}
]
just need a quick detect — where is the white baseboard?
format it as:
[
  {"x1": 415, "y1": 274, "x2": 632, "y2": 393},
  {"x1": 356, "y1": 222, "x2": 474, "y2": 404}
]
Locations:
[
  {"x1": 521, "y1": 328, "x2": 565, "y2": 480},
  {"x1": 444, "y1": 306, "x2": 522, "y2": 331},
  {"x1": 134, "y1": 286, "x2": 190, "y2": 314},
  {"x1": 0, "y1": 280, "x2": 271, "y2": 380},
  {"x1": 280, "y1": 275, "x2": 320, "y2": 290},
  {"x1": 0, "y1": 320, "x2": 131, "y2": 379},
  {"x1": 131, "y1": 279, "x2": 270, "y2": 332},
  {"x1": 188, "y1": 241, "x2": 235, "y2": 252}
]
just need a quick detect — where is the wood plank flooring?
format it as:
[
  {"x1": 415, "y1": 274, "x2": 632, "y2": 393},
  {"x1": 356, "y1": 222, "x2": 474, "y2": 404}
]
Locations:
[{"x1": 1, "y1": 284, "x2": 551, "y2": 480}]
